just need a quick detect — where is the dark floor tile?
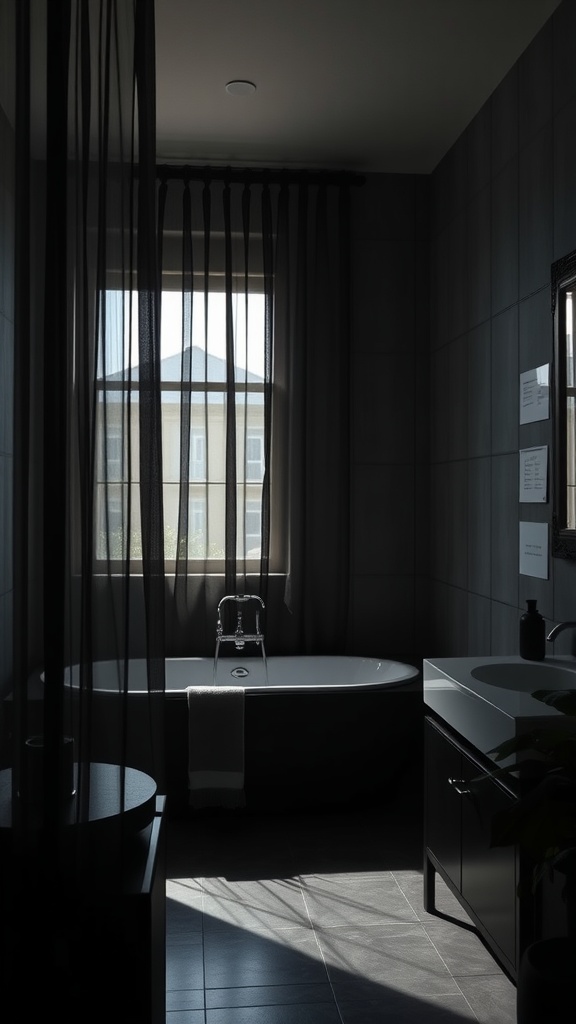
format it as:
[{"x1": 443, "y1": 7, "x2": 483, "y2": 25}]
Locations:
[
  {"x1": 205, "y1": 1003, "x2": 342, "y2": 1024},
  {"x1": 205, "y1": 983, "x2": 335, "y2": 1009},
  {"x1": 166, "y1": 943, "x2": 206, "y2": 991},
  {"x1": 167, "y1": 989, "x2": 205, "y2": 1011},
  {"x1": 166, "y1": 1011, "x2": 206, "y2": 1023},
  {"x1": 335, "y1": 984, "x2": 478, "y2": 1022},
  {"x1": 203, "y1": 926, "x2": 328, "y2": 989},
  {"x1": 166, "y1": 890, "x2": 204, "y2": 944}
]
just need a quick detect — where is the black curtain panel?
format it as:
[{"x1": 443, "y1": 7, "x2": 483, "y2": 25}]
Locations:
[{"x1": 156, "y1": 167, "x2": 356, "y2": 654}]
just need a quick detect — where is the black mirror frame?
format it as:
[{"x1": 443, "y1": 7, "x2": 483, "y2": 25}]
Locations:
[{"x1": 552, "y1": 247, "x2": 576, "y2": 559}]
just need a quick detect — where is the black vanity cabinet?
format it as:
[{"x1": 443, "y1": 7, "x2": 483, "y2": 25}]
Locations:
[{"x1": 424, "y1": 715, "x2": 532, "y2": 981}]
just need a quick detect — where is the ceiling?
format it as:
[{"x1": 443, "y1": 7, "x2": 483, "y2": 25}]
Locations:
[{"x1": 155, "y1": 0, "x2": 561, "y2": 175}]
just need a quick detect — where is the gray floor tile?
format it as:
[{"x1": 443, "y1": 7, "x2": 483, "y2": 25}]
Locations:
[
  {"x1": 423, "y1": 917, "x2": 504, "y2": 977},
  {"x1": 456, "y1": 974, "x2": 517, "y2": 1024},
  {"x1": 317, "y1": 922, "x2": 461, "y2": 995},
  {"x1": 165, "y1": 799, "x2": 515, "y2": 1024},
  {"x1": 393, "y1": 869, "x2": 474, "y2": 926},
  {"x1": 301, "y1": 872, "x2": 419, "y2": 928},
  {"x1": 201, "y1": 876, "x2": 310, "y2": 932}
]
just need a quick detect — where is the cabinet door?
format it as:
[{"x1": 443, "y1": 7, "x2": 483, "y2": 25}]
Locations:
[
  {"x1": 425, "y1": 718, "x2": 462, "y2": 891},
  {"x1": 460, "y1": 751, "x2": 517, "y2": 970}
]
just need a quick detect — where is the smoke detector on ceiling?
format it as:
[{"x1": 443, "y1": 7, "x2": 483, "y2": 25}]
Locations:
[{"x1": 225, "y1": 80, "x2": 256, "y2": 96}]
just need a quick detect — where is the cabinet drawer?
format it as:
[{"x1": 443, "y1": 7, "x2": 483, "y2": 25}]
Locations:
[
  {"x1": 425, "y1": 717, "x2": 462, "y2": 891},
  {"x1": 459, "y1": 750, "x2": 517, "y2": 969}
]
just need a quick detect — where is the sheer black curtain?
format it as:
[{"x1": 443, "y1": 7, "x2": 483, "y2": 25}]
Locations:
[
  {"x1": 157, "y1": 168, "x2": 354, "y2": 654},
  {"x1": 9, "y1": 1, "x2": 162, "y2": 1013}
]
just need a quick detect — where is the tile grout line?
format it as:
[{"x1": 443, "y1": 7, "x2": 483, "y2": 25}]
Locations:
[{"x1": 298, "y1": 876, "x2": 347, "y2": 1024}]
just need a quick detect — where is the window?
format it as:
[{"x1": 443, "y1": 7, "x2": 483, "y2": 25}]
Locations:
[
  {"x1": 96, "y1": 289, "x2": 267, "y2": 567},
  {"x1": 244, "y1": 500, "x2": 262, "y2": 557},
  {"x1": 190, "y1": 429, "x2": 206, "y2": 481},
  {"x1": 246, "y1": 431, "x2": 264, "y2": 481}
]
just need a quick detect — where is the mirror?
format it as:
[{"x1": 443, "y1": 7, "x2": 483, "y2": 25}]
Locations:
[{"x1": 552, "y1": 248, "x2": 576, "y2": 558}]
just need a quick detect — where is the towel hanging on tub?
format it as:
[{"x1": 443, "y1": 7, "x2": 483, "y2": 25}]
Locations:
[{"x1": 186, "y1": 685, "x2": 246, "y2": 809}]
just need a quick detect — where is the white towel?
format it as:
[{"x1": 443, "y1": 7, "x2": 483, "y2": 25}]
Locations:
[{"x1": 186, "y1": 686, "x2": 246, "y2": 809}]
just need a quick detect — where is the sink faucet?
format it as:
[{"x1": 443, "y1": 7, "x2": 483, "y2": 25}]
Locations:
[{"x1": 546, "y1": 621, "x2": 576, "y2": 642}]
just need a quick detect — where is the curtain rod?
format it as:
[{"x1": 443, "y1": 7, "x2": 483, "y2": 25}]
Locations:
[{"x1": 156, "y1": 163, "x2": 365, "y2": 187}]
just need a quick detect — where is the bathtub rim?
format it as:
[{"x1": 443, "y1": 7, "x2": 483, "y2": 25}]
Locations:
[{"x1": 25, "y1": 654, "x2": 421, "y2": 698}]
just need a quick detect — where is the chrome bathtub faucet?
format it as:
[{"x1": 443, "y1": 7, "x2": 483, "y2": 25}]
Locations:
[{"x1": 214, "y1": 594, "x2": 267, "y2": 681}]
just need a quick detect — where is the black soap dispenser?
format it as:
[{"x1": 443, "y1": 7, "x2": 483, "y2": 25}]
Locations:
[{"x1": 519, "y1": 600, "x2": 545, "y2": 661}]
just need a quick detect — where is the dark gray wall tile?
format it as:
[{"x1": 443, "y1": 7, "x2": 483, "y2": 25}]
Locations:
[
  {"x1": 431, "y1": 132, "x2": 468, "y2": 235},
  {"x1": 352, "y1": 464, "x2": 415, "y2": 577},
  {"x1": 491, "y1": 65, "x2": 519, "y2": 176},
  {"x1": 352, "y1": 350, "x2": 415, "y2": 464},
  {"x1": 447, "y1": 213, "x2": 467, "y2": 342},
  {"x1": 467, "y1": 593, "x2": 491, "y2": 655},
  {"x1": 448, "y1": 336, "x2": 468, "y2": 461},
  {"x1": 519, "y1": 125, "x2": 553, "y2": 297},
  {"x1": 444, "y1": 460, "x2": 468, "y2": 591},
  {"x1": 430, "y1": 463, "x2": 450, "y2": 584},
  {"x1": 491, "y1": 454, "x2": 519, "y2": 606},
  {"x1": 349, "y1": 575, "x2": 416, "y2": 661},
  {"x1": 551, "y1": 553, "x2": 576, "y2": 632},
  {"x1": 428, "y1": 580, "x2": 469, "y2": 658},
  {"x1": 553, "y1": 0, "x2": 576, "y2": 113},
  {"x1": 467, "y1": 322, "x2": 491, "y2": 458},
  {"x1": 351, "y1": 173, "x2": 419, "y2": 241},
  {"x1": 430, "y1": 345, "x2": 449, "y2": 462},
  {"x1": 466, "y1": 184, "x2": 491, "y2": 330},
  {"x1": 351, "y1": 238, "x2": 415, "y2": 352},
  {"x1": 518, "y1": 18, "x2": 553, "y2": 148},
  {"x1": 468, "y1": 458, "x2": 491, "y2": 598},
  {"x1": 491, "y1": 600, "x2": 522, "y2": 656},
  {"x1": 491, "y1": 307, "x2": 519, "y2": 455},
  {"x1": 491, "y1": 159, "x2": 519, "y2": 315},
  {"x1": 553, "y1": 94, "x2": 576, "y2": 260},
  {"x1": 519, "y1": 287, "x2": 554, "y2": 372},
  {"x1": 467, "y1": 103, "x2": 491, "y2": 200}
]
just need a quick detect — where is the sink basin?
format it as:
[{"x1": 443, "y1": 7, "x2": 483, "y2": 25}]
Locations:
[
  {"x1": 470, "y1": 662, "x2": 576, "y2": 691},
  {"x1": 424, "y1": 655, "x2": 576, "y2": 763}
]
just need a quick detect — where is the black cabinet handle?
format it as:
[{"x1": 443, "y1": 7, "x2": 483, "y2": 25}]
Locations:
[{"x1": 448, "y1": 777, "x2": 471, "y2": 795}]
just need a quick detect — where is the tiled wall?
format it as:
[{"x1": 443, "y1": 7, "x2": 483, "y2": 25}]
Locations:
[
  {"x1": 348, "y1": 174, "x2": 430, "y2": 664},
  {"x1": 428, "y1": 0, "x2": 576, "y2": 659}
]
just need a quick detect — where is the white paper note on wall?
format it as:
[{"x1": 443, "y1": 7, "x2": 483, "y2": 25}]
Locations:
[
  {"x1": 519, "y1": 364, "x2": 549, "y2": 424},
  {"x1": 519, "y1": 446, "x2": 548, "y2": 503},
  {"x1": 519, "y1": 521, "x2": 549, "y2": 579}
]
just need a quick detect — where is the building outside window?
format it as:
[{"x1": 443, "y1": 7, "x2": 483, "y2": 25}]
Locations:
[{"x1": 95, "y1": 289, "x2": 267, "y2": 567}]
